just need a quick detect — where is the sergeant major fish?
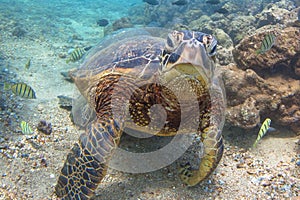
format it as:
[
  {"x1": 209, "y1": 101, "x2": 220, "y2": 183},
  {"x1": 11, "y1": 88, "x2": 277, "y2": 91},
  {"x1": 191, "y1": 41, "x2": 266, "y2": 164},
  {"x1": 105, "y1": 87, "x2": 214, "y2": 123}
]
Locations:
[
  {"x1": 4, "y1": 82, "x2": 36, "y2": 99},
  {"x1": 66, "y1": 48, "x2": 86, "y2": 63},
  {"x1": 253, "y1": 118, "x2": 272, "y2": 147},
  {"x1": 256, "y1": 33, "x2": 276, "y2": 54}
]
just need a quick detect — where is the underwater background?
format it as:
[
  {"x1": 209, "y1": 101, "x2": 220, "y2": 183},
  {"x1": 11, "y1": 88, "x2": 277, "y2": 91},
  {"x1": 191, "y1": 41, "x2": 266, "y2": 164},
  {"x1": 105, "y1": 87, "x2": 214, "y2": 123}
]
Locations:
[{"x1": 0, "y1": 0, "x2": 299, "y2": 199}]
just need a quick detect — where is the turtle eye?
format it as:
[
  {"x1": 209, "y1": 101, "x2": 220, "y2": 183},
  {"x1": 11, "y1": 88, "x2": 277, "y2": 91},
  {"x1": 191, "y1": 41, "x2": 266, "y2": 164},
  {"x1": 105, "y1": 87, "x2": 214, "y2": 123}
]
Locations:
[
  {"x1": 168, "y1": 52, "x2": 180, "y2": 64},
  {"x1": 167, "y1": 37, "x2": 174, "y2": 49}
]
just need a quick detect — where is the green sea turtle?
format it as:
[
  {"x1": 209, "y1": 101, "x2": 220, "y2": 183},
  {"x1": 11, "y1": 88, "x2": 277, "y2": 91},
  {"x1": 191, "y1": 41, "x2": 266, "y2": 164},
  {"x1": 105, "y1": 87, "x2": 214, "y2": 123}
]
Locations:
[{"x1": 55, "y1": 28, "x2": 226, "y2": 199}]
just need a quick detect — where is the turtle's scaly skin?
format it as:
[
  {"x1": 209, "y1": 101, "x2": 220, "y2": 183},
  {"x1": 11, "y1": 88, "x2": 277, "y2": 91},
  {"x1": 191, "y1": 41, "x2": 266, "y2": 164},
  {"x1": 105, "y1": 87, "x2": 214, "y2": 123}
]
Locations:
[{"x1": 55, "y1": 29, "x2": 225, "y2": 199}]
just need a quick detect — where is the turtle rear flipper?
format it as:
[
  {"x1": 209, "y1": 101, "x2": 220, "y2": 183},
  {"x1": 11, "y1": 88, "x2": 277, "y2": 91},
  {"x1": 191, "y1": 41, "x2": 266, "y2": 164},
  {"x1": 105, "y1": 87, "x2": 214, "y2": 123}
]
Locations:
[{"x1": 55, "y1": 119, "x2": 122, "y2": 199}]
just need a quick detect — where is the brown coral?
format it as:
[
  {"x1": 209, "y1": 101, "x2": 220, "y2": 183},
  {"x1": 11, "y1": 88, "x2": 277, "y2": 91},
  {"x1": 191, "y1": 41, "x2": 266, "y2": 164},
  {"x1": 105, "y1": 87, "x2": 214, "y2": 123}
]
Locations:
[
  {"x1": 233, "y1": 26, "x2": 300, "y2": 78},
  {"x1": 221, "y1": 64, "x2": 300, "y2": 134}
]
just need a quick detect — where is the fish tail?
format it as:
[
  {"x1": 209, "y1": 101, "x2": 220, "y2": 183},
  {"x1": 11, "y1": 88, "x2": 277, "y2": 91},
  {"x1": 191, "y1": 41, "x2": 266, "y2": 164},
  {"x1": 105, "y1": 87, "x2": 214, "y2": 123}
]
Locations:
[
  {"x1": 252, "y1": 141, "x2": 258, "y2": 148},
  {"x1": 4, "y1": 82, "x2": 11, "y2": 90}
]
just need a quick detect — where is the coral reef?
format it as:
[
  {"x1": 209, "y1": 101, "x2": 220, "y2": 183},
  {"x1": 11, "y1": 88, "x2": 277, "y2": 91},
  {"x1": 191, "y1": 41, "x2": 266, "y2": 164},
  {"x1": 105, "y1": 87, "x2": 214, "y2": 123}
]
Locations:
[
  {"x1": 213, "y1": 28, "x2": 234, "y2": 65},
  {"x1": 221, "y1": 63, "x2": 300, "y2": 134},
  {"x1": 228, "y1": 5, "x2": 300, "y2": 134},
  {"x1": 255, "y1": 4, "x2": 290, "y2": 28},
  {"x1": 233, "y1": 26, "x2": 300, "y2": 78},
  {"x1": 226, "y1": 96, "x2": 260, "y2": 129}
]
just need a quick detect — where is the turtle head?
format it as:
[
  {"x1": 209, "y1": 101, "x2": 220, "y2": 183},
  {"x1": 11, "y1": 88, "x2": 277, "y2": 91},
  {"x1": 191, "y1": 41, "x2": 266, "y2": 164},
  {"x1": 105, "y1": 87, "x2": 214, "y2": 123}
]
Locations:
[{"x1": 161, "y1": 30, "x2": 217, "y2": 81}]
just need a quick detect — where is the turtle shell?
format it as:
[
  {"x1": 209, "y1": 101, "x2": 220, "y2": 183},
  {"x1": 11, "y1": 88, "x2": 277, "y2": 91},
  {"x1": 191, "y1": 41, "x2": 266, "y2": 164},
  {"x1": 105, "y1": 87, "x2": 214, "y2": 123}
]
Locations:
[
  {"x1": 71, "y1": 28, "x2": 169, "y2": 127},
  {"x1": 71, "y1": 28, "x2": 226, "y2": 131},
  {"x1": 56, "y1": 28, "x2": 227, "y2": 199}
]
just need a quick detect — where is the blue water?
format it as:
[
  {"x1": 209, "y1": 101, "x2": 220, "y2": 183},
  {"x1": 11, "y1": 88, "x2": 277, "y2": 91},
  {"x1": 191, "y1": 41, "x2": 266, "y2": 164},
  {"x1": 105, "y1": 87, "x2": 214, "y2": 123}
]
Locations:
[
  {"x1": 0, "y1": 0, "x2": 299, "y2": 199},
  {"x1": 0, "y1": 0, "x2": 297, "y2": 42}
]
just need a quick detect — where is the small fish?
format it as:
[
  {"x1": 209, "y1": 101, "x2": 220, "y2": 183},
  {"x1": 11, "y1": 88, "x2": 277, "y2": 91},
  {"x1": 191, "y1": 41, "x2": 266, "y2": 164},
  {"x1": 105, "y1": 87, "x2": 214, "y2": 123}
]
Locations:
[
  {"x1": 20, "y1": 121, "x2": 33, "y2": 135},
  {"x1": 215, "y1": 8, "x2": 229, "y2": 14},
  {"x1": 172, "y1": 0, "x2": 188, "y2": 6},
  {"x1": 253, "y1": 118, "x2": 271, "y2": 147},
  {"x1": 25, "y1": 58, "x2": 31, "y2": 69},
  {"x1": 206, "y1": 0, "x2": 220, "y2": 5},
  {"x1": 143, "y1": 0, "x2": 159, "y2": 6},
  {"x1": 256, "y1": 33, "x2": 276, "y2": 55},
  {"x1": 66, "y1": 48, "x2": 86, "y2": 63},
  {"x1": 4, "y1": 82, "x2": 36, "y2": 99},
  {"x1": 97, "y1": 19, "x2": 109, "y2": 27}
]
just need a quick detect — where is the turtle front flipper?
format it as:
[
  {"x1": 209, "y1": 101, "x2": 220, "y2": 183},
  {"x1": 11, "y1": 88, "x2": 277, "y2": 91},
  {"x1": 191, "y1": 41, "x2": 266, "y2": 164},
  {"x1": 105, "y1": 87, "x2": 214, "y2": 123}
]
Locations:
[
  {"x1": 55, "y1": 118, "x2": 122, "y2": 199},
  {"x1": 179, "y1": 125, "x2": 223, "y2": 186}
]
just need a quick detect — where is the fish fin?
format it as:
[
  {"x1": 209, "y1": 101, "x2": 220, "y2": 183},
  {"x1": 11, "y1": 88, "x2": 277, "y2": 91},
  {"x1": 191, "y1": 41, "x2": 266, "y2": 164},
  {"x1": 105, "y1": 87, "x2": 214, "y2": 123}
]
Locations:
[
  {"x1": 25, "y1": 58, "x2": 31, "y2": 70},
  {"x1": 267, "y1": 126, "x2": 276, "y2": 133}
]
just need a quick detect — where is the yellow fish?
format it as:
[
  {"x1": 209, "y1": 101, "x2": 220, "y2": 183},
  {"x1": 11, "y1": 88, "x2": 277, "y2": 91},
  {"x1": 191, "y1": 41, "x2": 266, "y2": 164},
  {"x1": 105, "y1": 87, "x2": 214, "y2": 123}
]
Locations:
[
  {"x1": 66, "y1": 48, "x2": 85, "y2": 63},
  {"x1": 20, "y1": 121, "x2": 33, "y2": 135},
  {"x1": 4, "y1": 82, "x2": 36, "y2": 99},
  {"x1": 253, "y1": 118, "x2": 271, "y2": 147}
]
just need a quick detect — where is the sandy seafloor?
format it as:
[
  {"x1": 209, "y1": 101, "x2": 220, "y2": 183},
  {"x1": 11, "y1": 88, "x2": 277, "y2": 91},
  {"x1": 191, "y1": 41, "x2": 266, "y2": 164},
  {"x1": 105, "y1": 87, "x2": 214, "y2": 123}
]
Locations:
[{"x1": 0, "y1": 0, "x2": 299, "y2": 199}]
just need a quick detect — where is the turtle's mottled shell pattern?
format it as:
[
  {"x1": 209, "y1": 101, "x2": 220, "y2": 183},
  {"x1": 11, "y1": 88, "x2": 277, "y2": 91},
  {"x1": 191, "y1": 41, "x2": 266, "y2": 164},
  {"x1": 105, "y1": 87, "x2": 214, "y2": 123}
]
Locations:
[{"x1": 56, "y1": 28, "x2": 226, "y2": 199}]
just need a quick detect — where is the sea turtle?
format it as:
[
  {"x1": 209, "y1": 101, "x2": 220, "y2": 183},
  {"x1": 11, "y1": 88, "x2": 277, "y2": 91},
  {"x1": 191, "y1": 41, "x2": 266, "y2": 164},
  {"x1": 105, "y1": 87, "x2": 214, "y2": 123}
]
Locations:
[{"x1": 55, "y1": 28, "x2": 226, "y2": 199}]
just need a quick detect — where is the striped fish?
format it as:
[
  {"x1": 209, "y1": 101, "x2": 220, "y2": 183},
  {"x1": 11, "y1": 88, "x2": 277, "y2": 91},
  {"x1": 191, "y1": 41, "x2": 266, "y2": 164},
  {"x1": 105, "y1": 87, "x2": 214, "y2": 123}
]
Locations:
[
  {"x1": 20, "y1": 121, "x2": 33, "y2": 135},
  {"x1": 66, "y1": 48, "x2": 85, "y2": 63},
  {"x1": 4, "y1": 82, "x2": 36, "y2": 99},
  {"x1": 256, "y1": 33, "x2": 276, "y2": 54},
  {"x1": 253, "y1": 118, "x2": 271, "y2": 147}
]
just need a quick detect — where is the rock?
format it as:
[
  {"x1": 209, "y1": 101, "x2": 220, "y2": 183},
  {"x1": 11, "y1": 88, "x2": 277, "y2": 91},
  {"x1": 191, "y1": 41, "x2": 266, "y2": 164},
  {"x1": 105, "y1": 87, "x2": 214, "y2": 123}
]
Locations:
[
  {"x1": 255, "y1": 4, "x2": 290, "y2": 28},
  {"x1": 260, "y1": 180, "x2": 271, "y2": 187},
  {"x1": 188, "y1": 15, "x2": 214, "y2": 33},
  {"x1": 220, "y1": 64, "x2": 300, "y2": 132},
  {"x1": 213, "y1": 28, "x2": 234, "y2": 49},
  {"x1": 290, "y1": 52, "x2": 300, "y2": 77},
  {"x1": 226, "y1": 96, "x2": 260, "y2": 129},
  {"x1": 213, "y1": 28, "x2": 234, "y2": 65},
  {"x1": 255, "y1": 2, "x2": 300, "y2": 28},
  {"x1": 57, "y1": 95, "x2": 73, "y2": 111},
  {"x1": 112, "y1": 17, "x2": 133, "y2": 31},
  {"x1": 12, "y1": 26, "x2": 26, "y2": 37},
  {"x1": 37, "y1": 104, "x2": 44, "y2": 112},
  {"x1": 233, "y1": 26, "x2": 300, "y2": 78},
  {"x1": 37, "y1": 120, "x2": 52, "y2": 135},
  {"x1": 217, "y1": 15, "x2": 257, "y2": 44}
]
